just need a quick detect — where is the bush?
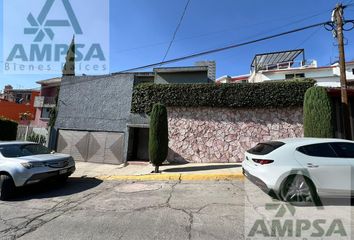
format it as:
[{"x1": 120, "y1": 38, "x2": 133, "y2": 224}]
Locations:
[
  {"x1": 132, "y1": 79, "x2": 315, "y2": 113},
  {"x1": 149, "y1": 104, "x2": 169, "y2": 173},
  {"x1": 0, "y1": 117, "x2": 18, "y2": 141},
  {"x1": 304, "y1": 87, "x2": 334, "y2": 138},
  {"x1": 27, "y1": 133, "x2": 46, "y2": 145}
]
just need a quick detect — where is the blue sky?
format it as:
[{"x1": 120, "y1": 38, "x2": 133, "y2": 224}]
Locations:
[{"x1": 1, "y1": 0, "x2": 354, "y2": 90}]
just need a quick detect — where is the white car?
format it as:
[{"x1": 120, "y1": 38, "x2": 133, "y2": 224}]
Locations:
[
  {"x1": 242, "y1": 138, "x2": 354, "y2": 203},
  {"x1": 0, "y1": 141, "x2": 75, "y2": 200}
]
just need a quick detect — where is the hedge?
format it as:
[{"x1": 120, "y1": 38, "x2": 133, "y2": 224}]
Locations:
[
  {"x1": 131, "y1": 79, "x2": 315, "y2": 113},
  {"x1": 303, "y1": 87, "x2": 334, "y2": 138},
  {"x1": 0, "y1": 117, "x2": 18, "y2": 141}
]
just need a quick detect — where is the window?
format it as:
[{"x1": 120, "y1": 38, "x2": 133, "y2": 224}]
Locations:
[
  {"x1": 40, "y1": 108, "x2": 51, "y2": 119},
  {"x1": 330, "y1": 142, "x2": 354, "y2": 158},
  {"x1": 297, "y1": 143, "x2": 337, "y2": 157},
  {"x1": 247, "y1": 141, "x2": 285, "y2": 155},
  {"x1": 295, "y1": 73, "x2": 305, "y2": 78},
  {"x1": 352, "y1": 68, "x2": 354, "y2": 75},
  {"x1": 285, "y1": 73, "x2": 305, "y2": 79},
  {"x1": 0, "y1": 144, "x2": 51, "y2": 158}
]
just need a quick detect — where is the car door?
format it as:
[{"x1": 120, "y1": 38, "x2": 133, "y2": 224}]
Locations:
[
  {"x1": 294, "y1": 143, "x2": 351, "y2": 195},
  {"x1": 329, "y1": 142, "x2": 354, "y2": 194}
]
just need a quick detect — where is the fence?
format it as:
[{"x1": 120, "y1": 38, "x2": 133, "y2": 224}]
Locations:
[{"x1": 17, "y1": 125, "x2": 49, "y2": 146}]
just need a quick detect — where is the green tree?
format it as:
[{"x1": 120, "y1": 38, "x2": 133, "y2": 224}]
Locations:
[
  {"x1": 149, "y1": 104, "x2": 169, "y2": 173},
  {"x1": 304, "y1": 87, "x2": 334, "y2": 138},
  {"x1": 63, "y1": 36, "x2": 75, "y2": 76}
]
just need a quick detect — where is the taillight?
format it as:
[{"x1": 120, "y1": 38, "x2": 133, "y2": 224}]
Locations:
[{"x1": 252, "y1": 159, "x2": 274, "y2": 165}]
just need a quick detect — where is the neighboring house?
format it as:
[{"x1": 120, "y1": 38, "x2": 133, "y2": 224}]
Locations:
[
  {"x1": 32, "y1": 77, "x2": 61, "y2": 128},
  {"x1": 0, "y1": 86, "x2": 39, "y2": 123},
  {"x1": 0, "y1": 85, "x2": 36, "y2": 104},
  {"x1": 216, "y1": 75, "x2": 250, "y2": 84},
  {"x1": 218, "y1": 49, "x2": 354, "y2": 88}
]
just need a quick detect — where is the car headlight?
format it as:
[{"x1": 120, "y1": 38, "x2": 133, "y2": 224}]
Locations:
[{"x1": 21, "y1": 162, "x2": 45, "y2": 169}]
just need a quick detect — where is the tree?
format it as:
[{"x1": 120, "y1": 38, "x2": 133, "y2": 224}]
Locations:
[
  {"x1": 149, "y1": 103, "x2": 169, "y2": 173},
  {"x1": 63, "y1": 36, "x2": 75, "y2": 76},
  {"x1": 304, "y1": 87, "x2": 334, "y2": 138}
]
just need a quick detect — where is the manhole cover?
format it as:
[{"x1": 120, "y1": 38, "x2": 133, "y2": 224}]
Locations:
[{"x1": 115, "y1": 183, "x2": 162, "y2": 193}]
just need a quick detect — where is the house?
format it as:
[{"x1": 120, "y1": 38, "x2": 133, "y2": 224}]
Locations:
[
  {"x1": 32, "y1": 77, "x2": 61, "y2": 127},
  {"x1": 52, "y1": 61, "x2": 216, "y2": 164},
  {"x1": 218, "y1": 49, "x2": 354, "y2": 87},
  {"x1": 0, "y1": 85, "x2": 39, "y2": 123},
  {"x1": 154, "y1": 61, "x2": 216, "y2": 84}
]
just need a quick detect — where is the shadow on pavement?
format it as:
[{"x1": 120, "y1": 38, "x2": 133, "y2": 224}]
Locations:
[
  {"x1": 162, "y1": 164, "x2": 241, "y2": 173},
  {"x1": 10, "y1": 177, "x2": 103, "y2": 201}
]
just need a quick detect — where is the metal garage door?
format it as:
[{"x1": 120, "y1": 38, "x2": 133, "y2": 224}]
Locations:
[{"x1": 57, "y1": 130, "x2": 124, "y2": 165}]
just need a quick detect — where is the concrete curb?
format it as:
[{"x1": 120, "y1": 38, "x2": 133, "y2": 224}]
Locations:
[{"x1": 98, "y1": 173, "x2": 245, "y2": 181}]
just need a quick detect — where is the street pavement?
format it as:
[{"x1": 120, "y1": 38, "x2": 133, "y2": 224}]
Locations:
[{"x1": 0, "y1": 178, "x2": 353, "y2": 240}]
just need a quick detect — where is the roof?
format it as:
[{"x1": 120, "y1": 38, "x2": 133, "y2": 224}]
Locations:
[
  {"x1": 36, "y1": 77, "x2": 62, "y2": 86},
  {"x1": 251, "y1": 49, "x2": 304, "y2": 71},
  {"x1": 216, "y1": 75, "x2": 249, "y2": 83},
  {"x1": 277, "y1": 138, "x2": 353, "y2": 145},
  {"x1": 154, "y1": 66, "x2": 208, "y2": 73},
  {"x1": 230, "y1": 75, "x2": 249, "y2": 81}
]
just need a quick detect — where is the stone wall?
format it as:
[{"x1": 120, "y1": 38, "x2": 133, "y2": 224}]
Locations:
[{"x1": 167, "y1": 107, "x2": 303, "y2": 163}]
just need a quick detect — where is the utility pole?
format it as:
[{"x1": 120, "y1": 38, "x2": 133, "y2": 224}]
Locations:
[{"x1": 333, "y1": 3, "x2": 352, "y2": 140}]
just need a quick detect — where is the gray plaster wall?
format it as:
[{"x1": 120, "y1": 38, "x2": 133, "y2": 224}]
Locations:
[
  {"x1": 55, "y1": 74, "x2": 135, "y2": 162},
  {"x1": 155, "y1": 71, "x2": 209, "y2": 84}
]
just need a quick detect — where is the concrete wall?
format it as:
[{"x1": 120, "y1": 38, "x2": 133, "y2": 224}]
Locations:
[
  {"x1": 155, "y1": 71, "x2": 209, "y2": 84},
  {"x1": 55, "y1": 74, "x2": 135, "y2": 162},
  {"x1": 167, "y1": 107, "x2": 303, "y2": 163}
]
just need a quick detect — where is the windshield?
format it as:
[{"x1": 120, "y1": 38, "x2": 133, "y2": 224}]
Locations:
[{"x1": 0, "y1": 144, "x2": 51, "y2": 158}]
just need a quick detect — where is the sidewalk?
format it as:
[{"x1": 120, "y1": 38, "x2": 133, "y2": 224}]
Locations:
[{"x1": 72, "y1": 161, "x2": 244, "y2": 181}]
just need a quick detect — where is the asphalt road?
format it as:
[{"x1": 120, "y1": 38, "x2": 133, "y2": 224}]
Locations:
[{"x1": 0, "y1": 178, "x2": 353, "y2": 240}]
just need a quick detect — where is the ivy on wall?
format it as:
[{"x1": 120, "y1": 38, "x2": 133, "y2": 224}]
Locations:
[{"x1": 131, "y1": 79, "x2": 315, "y2": 113}]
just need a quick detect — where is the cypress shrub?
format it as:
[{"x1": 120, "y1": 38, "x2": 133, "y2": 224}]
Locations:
[
  {"x1": 149, "y1": 104, "x2": 169, "y2": 173},
  {"x1": 303, "y1": 87, "x2": 334, "y2": 138},
  {"x1": 0, "y1": 117, "x2": 18, "y2": 141}
]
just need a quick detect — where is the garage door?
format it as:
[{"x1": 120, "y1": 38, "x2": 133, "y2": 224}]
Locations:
[{"x1": 57, "y1": 130, "x2": 125, "y2": 165}]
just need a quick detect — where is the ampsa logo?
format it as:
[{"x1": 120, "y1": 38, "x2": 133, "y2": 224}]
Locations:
[
  {"x1": 3, "y1": 0, "x2": 109, "y2": 74},
  {"x1": 247, "y1": 201, "x2": 349, "y2": 239}
]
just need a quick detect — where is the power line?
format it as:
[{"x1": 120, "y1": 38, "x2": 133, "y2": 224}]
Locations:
[
  {"x1": 161, "y1": 0, "x2": 191, "y2": 63},
  {"x1": 117, "y1": 20, "x2": 333, "y2": 73}
]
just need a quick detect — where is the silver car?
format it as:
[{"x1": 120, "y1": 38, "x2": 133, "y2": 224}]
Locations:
[{"x1": 0, "y1": 141, "x2": 75, "y2": 200}]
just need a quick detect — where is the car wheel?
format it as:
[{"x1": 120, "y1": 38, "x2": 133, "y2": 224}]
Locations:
[
  {"x1": 280, "y1": 175, "x2": 318, "y2": 205},
  {"x1": 0, "y1": 175, "x2": 15, "y2": 200}
]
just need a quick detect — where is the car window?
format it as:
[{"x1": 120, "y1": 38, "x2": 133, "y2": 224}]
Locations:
[
  {"x1": 297, "y1": 143, "x2": 337, "y2": 157},
  {"x1": 0, "y1": 144, "x2": 51, "y2": 158},
  {"x1": 330, "y1": 142, "x2": 354, "y2": 158},
  {"x1": 247, "y1": 141, "x2": 285, "y2": 155}
]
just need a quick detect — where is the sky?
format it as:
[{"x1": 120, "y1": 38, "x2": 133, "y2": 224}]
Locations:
[{"x1": 1, "y1": 0, "x2": 354, "y2": 90}]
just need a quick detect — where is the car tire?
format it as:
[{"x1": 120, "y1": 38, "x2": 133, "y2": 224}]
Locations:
[
  {"x1": 0, "y1": 175, "x2": 15, "y2": 201},
  {"x1": 280, "y1": 175, "x2": 321, "y2": 206}
]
